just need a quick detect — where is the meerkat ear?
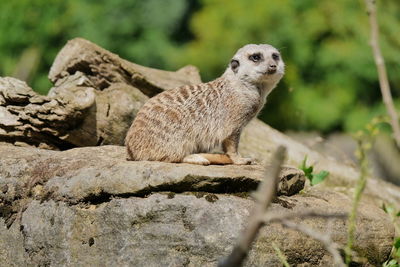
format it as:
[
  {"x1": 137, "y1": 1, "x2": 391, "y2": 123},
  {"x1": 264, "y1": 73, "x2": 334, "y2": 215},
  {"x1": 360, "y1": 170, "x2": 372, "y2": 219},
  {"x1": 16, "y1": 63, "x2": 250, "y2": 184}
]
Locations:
[{"x1": 230, "y1": 59, "x2": 240, "y2": 73}]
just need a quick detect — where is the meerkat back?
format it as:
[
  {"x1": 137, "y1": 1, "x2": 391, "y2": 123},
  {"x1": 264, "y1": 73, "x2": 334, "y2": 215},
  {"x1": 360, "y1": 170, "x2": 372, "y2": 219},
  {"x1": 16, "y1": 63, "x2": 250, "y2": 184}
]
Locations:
[{"x1": 125, "y1": 81, "x2": 228, "y2": 163}]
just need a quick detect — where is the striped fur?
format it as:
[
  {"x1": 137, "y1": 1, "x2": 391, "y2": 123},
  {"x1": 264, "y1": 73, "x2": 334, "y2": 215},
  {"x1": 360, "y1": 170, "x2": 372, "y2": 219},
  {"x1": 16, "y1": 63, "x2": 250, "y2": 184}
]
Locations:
[{"x1": 125, "y1": 44, "x2": 285, "y2": 164}]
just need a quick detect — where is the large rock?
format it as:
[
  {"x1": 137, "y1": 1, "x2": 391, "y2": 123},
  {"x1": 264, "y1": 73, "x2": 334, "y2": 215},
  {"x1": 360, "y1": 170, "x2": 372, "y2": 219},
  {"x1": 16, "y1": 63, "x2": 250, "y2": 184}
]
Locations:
[
  {"x1": 285, "y1": 131, "x2": 400, "y2": 187},
  {"x1": 0, "y1": 221, "x2": 28, "y2": 265},
  {"x1": 1, "y1": 190, "x2": 393, "y2": 267},
  {"x1": 0, "y1": 144, "x2": 395, "y2": 266},
  {"x1": 0, "y1": 144, "x2": 304, "y2": 223},
  {"x1": 240, "y1": 119, "x2": 400, "y2": 208}
]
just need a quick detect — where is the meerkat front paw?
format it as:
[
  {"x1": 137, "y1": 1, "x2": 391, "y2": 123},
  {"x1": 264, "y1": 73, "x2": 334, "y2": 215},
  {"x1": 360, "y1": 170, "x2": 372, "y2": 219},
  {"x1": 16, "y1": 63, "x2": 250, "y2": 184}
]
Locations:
[{"x1": 182, "y1": 154, "x2": 211, "y2": 166}]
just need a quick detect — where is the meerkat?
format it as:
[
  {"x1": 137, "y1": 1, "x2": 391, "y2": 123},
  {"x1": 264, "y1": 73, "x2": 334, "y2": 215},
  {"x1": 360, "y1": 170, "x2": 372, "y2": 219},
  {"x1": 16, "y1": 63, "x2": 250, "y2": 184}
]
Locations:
[{"x1": 125, "y1": 44, "x2": 285, "y2": 165}]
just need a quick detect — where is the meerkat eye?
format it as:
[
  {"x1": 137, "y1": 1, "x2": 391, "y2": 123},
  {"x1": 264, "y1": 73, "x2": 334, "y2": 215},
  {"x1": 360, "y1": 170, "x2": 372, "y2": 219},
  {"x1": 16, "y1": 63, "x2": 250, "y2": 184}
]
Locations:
[
  {"x1": 249, "y1": 53, "x2": 262, "y2": 62},
  {"x1": 272, "y1": 53, "x2": 280, "y2": 61}
]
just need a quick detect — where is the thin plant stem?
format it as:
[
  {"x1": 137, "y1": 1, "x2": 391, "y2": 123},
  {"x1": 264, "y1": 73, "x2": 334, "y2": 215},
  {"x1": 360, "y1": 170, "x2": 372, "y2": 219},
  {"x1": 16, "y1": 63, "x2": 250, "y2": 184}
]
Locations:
[
  {"x1": 365, "y1": 0, "x2": 400, "y2": 149},
  {"x1": 345, "y1": 138, "x2": 370, "y2": 264},
  {"x1": 272, "y1": 242, "x2": 290, "y2": 267}
]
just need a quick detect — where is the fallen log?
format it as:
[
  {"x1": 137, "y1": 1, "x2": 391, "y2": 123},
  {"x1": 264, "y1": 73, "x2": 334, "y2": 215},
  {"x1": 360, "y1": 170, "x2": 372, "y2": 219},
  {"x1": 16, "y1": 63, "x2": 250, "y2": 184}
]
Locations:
[{"x1": 0, "y1": 38, "x2": 201, "y2": 149}]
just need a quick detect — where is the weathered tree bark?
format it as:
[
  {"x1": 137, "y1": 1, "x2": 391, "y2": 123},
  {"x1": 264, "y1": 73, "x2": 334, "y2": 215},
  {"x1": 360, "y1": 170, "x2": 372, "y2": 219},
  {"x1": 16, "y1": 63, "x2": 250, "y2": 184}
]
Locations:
[
  {"x1": 49, "y1": 38, "x2": 202, "y2": 97},
  {"x1": 0, "y1": 38, "x2": 202, "y2": 149},
  {"x1": 0, "y1": 77, "x2": 94, "y2": 149}
]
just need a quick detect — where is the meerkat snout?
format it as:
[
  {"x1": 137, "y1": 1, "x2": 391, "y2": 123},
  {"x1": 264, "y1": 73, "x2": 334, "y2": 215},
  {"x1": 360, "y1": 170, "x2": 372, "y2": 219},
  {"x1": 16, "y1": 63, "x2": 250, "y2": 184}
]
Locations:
[
  {"x1": 267, "y1": 63, "x2": 277, "y2": 74},
  {"x1": 125, "y1": 43, "x2": 284, "y2": 165}
]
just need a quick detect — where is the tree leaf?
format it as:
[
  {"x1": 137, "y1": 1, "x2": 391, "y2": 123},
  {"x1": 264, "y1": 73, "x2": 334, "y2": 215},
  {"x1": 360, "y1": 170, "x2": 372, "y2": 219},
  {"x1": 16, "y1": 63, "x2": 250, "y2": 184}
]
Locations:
[
  {"x1": 311, "y1": 170, "x2": 329, "y2": 185},
  {"x1": 394, "y1": 237, "x2": 400, "y2": 249},
  {"x1": 299, "y1": 156, "x2": 314, "y2": 180}
]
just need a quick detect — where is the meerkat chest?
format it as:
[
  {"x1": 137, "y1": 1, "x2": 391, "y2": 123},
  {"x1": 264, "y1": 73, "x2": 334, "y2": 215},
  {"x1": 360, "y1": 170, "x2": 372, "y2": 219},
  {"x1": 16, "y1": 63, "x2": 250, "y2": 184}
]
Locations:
[
  {"x1": 242, "y1": 90, "x2": 262, "y2": 115},
  {"x1": 223, "y1": 90, "x2": 261, "y2": 125}
]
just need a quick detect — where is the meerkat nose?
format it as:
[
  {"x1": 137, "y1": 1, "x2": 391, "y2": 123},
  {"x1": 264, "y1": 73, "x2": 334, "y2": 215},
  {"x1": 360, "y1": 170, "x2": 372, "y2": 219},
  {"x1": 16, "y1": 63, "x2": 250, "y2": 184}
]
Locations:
[
  {"x1": 269, "y1": 63, "x2": 277, "y2": 69},
  {"x1": 267, "y1": 64, "x2": 277, "y2": 74}
]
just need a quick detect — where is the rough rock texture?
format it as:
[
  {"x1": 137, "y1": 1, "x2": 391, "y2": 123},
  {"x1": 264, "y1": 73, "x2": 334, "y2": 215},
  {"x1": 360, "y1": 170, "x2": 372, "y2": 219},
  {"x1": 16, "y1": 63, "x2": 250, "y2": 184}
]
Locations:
[
  {"x1": 0, "y1": 144, "x2": 304, "y2": 224},
  {"x1": 240, "y1": 119, "x2": 400, "y2": 208},
  {"x1": 286, "y1": 131, "x2": 400, "y2": 187},
  {"x1": 0, "y1": 144, "x2": 395, "y2": 266},
  {"x1": 1, "y1": 190, "x2": 394, "y2": 267}
]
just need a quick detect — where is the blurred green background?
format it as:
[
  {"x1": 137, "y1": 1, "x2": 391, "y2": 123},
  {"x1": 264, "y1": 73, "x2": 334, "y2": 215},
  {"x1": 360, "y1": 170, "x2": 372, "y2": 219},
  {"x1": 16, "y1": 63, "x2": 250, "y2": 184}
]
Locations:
[{"x1": 1, "y1": 0, "x2": 399, "y2": 133}]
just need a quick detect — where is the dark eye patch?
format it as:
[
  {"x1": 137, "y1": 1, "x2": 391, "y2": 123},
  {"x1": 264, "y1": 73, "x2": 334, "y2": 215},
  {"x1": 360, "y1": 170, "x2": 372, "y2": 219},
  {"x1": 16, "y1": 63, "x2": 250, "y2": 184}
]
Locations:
[
  {"x1": 272, "y1": 53, "x2": 280, "y2": 61},
  {"x1": 249, "y1": 53, "x2": 262, "y2": 62}
]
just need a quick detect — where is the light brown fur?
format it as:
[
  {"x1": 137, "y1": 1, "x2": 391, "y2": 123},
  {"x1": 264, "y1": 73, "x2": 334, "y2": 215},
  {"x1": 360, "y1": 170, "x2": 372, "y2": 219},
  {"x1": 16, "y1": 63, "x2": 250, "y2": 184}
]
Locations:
[{"x1": 125, "y1": 44, "x2": 285, "y2": 165}]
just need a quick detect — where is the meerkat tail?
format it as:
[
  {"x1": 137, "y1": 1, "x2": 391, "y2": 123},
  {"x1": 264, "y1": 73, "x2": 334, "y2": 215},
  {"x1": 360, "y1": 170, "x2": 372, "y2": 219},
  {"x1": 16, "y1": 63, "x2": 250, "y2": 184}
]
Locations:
[{"x1": 182, "y1": 153, "x2": 233, "y2": 165}]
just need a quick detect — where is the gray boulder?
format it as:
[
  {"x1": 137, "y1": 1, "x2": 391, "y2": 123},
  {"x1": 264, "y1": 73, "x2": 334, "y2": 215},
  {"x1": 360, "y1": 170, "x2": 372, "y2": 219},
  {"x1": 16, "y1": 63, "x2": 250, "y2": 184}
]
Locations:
[
  {"x1": 0, "y1": 144, "x2": 394, "y2": 266},
  {"x1": 2, "y1": 190, "x2": 393, "y2": 267}
]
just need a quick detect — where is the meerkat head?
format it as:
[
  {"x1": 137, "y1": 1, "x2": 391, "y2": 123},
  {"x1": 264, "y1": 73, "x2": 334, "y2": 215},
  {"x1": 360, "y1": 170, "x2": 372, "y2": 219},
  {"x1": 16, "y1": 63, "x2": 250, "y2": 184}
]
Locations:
[{"x1": 227, "y1": 44, "x2": 285, "y2": 85}]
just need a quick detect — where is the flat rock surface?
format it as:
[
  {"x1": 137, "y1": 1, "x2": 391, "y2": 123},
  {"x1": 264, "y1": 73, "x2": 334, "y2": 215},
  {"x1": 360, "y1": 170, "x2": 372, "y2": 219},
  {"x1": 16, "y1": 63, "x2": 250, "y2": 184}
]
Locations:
[
  {"x1": 0, "y1": 143, "x2": 395, "y2": 266},
  {"x1": 0, "y1": 144, "x2": 304, "y2": 219}
]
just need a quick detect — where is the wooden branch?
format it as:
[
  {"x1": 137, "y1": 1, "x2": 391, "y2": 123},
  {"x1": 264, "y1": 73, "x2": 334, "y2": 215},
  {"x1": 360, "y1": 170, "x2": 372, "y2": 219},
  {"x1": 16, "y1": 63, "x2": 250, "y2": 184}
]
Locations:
[
  {"x1": 365, "y1": 0, "x2": 400, "y2": 149},
  {"x1": 0, "y1": 77, "x2": 94, "y2": 149},
  {"x1": 49, "y1": 38, "x2": 202, "y2": 97},
  {"x1": 218, "y1": 145, "x2": 287, "y2": 267}
]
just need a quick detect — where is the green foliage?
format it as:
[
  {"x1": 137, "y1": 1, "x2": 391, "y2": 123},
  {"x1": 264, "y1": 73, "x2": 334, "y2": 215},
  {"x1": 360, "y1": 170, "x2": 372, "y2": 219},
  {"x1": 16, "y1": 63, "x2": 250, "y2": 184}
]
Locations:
[
  {"x1": 382, "y1": 203, "x2": 400, "y2": 219},
  {"x1": 1, "y1": 0, "x2": 399, "y2": 133},
  {"x1": 176, "y1": 0, "x2": 400, "y2": 133},
  {"x1": 298, "y1": 156, "x2": 329, "y2": 186},
  {"x1": 384, "y1": 259, "x2": 400, "y2": 267},
  {"x1": 0, "y1": 0, "x2": 188, "y2": 94}
]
